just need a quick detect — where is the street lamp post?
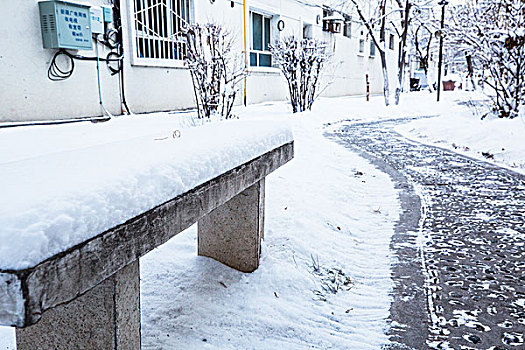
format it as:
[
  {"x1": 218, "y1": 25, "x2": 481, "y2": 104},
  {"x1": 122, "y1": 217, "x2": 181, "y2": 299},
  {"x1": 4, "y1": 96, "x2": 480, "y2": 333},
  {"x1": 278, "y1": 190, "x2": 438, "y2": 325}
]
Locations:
[{"x1": 436, "y1": 0, "x2": 448, "y2": 102}]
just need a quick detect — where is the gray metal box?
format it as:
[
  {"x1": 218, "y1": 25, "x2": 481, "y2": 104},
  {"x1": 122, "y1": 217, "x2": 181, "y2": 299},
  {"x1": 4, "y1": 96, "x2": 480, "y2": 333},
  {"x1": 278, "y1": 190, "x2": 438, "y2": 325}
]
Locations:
[{"x1": 39, "y1": 1, "x2": 93, "y2": 50}]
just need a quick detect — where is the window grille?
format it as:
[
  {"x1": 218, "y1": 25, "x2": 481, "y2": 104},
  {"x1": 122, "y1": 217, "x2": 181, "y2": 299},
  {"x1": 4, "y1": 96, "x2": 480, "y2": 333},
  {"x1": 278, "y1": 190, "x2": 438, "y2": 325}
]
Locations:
[
  {"x1": 359, "y1": 38, "x2": 365, "y2": 54},
  {"x1": 250, "y1": 12, "x2": 272, "y2": 67},
  {"x1": 369, "y1": 40, "x2": 376, "y2": 57},
  {"x1": 132, "y1": 0, "x2": 191, "y2": 63},
  {"x1": 389, "y1": 34, "x2": 395, "y2": 50}
]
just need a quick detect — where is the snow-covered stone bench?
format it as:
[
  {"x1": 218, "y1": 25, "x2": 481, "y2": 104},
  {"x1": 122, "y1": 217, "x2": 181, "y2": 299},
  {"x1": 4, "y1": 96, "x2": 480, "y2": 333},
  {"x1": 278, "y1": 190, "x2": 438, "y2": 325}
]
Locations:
[{"x1": 0, "y1": 118, "x2": 293, "y2": 349}]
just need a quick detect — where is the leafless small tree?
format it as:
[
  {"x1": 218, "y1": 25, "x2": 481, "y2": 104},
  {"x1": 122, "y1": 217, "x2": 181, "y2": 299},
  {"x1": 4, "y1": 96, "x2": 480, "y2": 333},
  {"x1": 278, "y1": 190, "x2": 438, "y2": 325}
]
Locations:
[
  {"x1": 270, "y1": 37, "x2": 331, "y2": 113},
  {"x1": 183, "y1": 23, "x2": 245, "y2": 119},
  {"x1": 412, "y1": 23, "x2": 434, "y2": 91},
  {"x1": 448, "y1": 0, "x2": 525, "y2": 118},
  {"x1": 331, "y1": 0, "x2": 397, "y2": 106}
]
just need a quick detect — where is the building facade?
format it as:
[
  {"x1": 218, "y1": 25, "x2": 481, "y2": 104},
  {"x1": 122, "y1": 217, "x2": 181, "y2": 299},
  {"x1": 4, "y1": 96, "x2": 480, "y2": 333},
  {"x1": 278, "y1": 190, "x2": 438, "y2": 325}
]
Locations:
[{"x1": 0, "y1": 0, "x2": 398, "y2": 123}]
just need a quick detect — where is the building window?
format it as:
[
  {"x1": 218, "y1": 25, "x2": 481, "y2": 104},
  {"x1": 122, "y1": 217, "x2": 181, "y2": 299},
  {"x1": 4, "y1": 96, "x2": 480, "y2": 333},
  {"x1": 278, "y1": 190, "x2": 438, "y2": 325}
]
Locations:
[
  {"x1": 370, "y1": 40, "x2": 376, "y2": 57},
  {"x1": 322, "y1": 9, "x2": 330, "y2": 31},
  {"x1": 322, "y1": 9, "x2": 343, "y2": 33},
  {"x1": 389, "y1": 34, "x2": 395, "y2": 50},
  {"x1": 343, "y1": 15, "x2": 351, "y2": 38},
  {"x1": 303, "y1": 24, "x2": 313, "y2": 39},
  {"x1": 359, "y1": 38, "x2": 365, "y2": 54},
  {"x1": 250, "y1": 12, "x2": 272, "y2": 67},
  {"x1": 132, "y1": 0, "x2": 192, "y2": 63}
]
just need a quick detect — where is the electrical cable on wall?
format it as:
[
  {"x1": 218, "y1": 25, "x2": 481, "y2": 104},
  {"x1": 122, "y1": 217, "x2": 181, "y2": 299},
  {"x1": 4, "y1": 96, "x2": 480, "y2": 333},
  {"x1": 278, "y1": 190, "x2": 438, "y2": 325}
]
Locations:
[
  {"x1": 47, "y1": 49, "x2": 122, "y2": 80},
  {"x1": 48, "y1": 51, "x2": 75, "y2": 81},
  {"x1": 46, "y1": 39, "x2": 122, "y2": 118},
  {"x1": 45, "y1": 2, "x2": 131, "y2": 116},
  {"x1": 111, "y1": 0, "x2": 131, "y2": 115},
  {"x1": 94, "y1": 34, "x2": 113, "y2": 119}
]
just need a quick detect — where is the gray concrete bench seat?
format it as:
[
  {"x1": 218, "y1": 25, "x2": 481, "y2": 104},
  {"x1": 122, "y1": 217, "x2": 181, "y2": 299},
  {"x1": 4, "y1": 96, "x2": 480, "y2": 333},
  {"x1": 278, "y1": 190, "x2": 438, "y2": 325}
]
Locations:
[{"x1": 0, "y1": 128, "x2": 293, "y2": 349}]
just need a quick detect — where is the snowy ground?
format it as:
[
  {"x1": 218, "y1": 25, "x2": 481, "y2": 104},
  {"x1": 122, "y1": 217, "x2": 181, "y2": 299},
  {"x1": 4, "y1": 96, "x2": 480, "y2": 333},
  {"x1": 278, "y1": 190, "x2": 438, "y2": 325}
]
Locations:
[
  {"x1": 2, "y1": 91, "x2": 524, "y2": 349},
  {"x1": 139, "y1": 103, "x2": 399, "y2": 349},
  {"x1": 395, "y1": 91, "x2": 525, "y2": 175}
]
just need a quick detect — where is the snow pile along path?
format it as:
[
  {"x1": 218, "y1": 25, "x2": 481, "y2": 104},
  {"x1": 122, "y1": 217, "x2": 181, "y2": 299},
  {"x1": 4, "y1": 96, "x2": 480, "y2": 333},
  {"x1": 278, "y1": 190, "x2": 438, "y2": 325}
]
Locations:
[
  {"x1": 139, "y1": 108, "x2": 400, "y2": 349},
  {"x1": 394, "y1": 92, "x2": 525, "y2": 175},
  {"x1": 0, "y1": 119, "x2": 292, "y2": 270}
]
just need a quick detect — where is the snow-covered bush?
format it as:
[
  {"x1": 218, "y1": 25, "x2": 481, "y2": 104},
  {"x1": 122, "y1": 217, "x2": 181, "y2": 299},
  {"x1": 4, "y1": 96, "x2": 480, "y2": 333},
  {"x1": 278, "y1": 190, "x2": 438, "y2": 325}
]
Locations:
[
  {"x1": 270, "y1": 37, "x2": 331, "y2": 113},
  {"x1": 183, "y1": 23, "x2": 244, "y2": 119},
  {"x1": 448, "y1": 0, "x2": 525, "y2": 118}
]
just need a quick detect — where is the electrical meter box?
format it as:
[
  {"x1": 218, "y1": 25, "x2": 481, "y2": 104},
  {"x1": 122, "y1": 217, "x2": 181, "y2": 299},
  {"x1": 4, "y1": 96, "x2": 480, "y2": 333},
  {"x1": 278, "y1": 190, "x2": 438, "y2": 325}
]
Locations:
[
  {"x1": 90, "y1": 6, "x2": 104, "y2": 34},
  {"x1": 38, "y1": 0, "x2": 92, "y2": 50},
  {"x1": 102, "y1": 5, "x2": 113, "y2": 23}
]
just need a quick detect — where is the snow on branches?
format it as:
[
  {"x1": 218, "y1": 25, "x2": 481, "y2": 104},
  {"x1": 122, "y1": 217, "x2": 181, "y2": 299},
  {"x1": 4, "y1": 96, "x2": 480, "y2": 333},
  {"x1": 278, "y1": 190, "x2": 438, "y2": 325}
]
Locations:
[
  {"x1": 448, "y1": 0, "x2": 525, "y2": 118},
  {"x1": 270, "y1": 37, "x2": 331, "y2": 113},
  {"x1": 183, "y1": 23, "x2": 244, "y2": 120}
]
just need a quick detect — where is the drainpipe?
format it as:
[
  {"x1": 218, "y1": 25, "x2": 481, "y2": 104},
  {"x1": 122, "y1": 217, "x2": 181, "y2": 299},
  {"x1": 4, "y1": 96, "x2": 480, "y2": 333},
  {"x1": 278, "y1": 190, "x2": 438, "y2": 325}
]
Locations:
[{"x1": 243, "y1": 0, "x2": 247, "y2": 106}]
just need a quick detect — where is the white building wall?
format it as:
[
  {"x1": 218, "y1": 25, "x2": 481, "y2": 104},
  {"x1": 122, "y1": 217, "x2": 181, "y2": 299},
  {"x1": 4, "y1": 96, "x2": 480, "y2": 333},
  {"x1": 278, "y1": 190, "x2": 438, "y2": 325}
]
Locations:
[
  {"x1": 0, "y1": 0, "x2": 399, "y2": 123},
  {"x1": 0, "y1": 0, "x2": 122, "y2": 122},
  {"x1": 244, "y1": 0, "x2": 321, "y2": 104}
]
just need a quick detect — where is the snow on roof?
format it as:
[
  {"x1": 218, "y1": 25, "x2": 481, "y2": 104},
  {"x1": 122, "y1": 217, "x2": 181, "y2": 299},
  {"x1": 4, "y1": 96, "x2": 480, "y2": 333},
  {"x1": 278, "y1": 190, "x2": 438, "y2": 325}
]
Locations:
[
  {"x1": 323, "y1": 12, "x2": 345, "y2": 21},
  {"x1": 0, "y1": 116, "x2": 292, "y2": 270}
]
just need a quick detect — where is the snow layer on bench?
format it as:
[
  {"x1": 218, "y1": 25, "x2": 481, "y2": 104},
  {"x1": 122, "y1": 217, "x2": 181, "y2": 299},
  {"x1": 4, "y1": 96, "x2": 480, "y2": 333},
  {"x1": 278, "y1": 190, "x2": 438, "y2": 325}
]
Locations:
[{"x1": 0, "y1": 117, "x2": 292, "y2": 270}]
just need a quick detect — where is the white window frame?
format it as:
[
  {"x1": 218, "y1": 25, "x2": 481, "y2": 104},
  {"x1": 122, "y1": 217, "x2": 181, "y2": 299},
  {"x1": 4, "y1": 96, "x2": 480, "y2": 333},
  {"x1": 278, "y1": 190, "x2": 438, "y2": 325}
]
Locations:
[
  {"x1": 389, "y1": 33, "x2": 395, "y2": 50},
  {"x1": 358, "y1": 38, "x2": 365, "y2": 56},
  {"x1": 303, "y1": 23, "x2": 313, "y2": 39},
  {"x1": 129, "y1": 0, "x2": 194, "y2": 68},
  {"x1": 249, "y1": 11, "x2": 273, "y2": 68},
  {"x1": 369, "y1": 40, "x2": 376, "y2": 58}
]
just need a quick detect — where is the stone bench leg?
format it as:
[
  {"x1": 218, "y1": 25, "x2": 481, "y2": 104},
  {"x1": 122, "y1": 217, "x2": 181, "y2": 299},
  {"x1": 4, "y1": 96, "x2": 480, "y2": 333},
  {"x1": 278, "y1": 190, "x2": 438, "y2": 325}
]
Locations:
[
  {"x1": 198, "y1": 179, "x2": 265, "y2": 273},
  {"x1": 16, "y1": 260, "x2": 141, "y2": 350}
]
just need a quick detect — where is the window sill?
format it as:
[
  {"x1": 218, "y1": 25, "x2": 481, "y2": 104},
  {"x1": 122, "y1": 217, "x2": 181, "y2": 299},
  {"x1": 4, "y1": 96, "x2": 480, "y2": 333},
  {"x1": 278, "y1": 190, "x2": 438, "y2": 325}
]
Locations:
[
  {"x1": 130, "y1": 57, "x2": 187, "y2": 69},
  {"x1": 248, "y1": 66, "x2": 281, "y2": 75}
]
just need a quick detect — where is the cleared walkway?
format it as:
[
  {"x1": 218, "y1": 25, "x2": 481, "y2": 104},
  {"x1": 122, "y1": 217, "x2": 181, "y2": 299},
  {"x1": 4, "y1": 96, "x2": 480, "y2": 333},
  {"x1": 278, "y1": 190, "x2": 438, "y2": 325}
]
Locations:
[{"x1": 327, "y1": 117, "x2": 525, "y2": 350}]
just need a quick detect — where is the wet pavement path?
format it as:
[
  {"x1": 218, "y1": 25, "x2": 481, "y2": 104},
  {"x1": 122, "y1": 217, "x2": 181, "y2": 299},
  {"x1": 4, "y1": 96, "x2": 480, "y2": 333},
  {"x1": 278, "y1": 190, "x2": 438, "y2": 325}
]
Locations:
[{"x1": 325, "y1": 117, "x2": 525, "y2": 350}]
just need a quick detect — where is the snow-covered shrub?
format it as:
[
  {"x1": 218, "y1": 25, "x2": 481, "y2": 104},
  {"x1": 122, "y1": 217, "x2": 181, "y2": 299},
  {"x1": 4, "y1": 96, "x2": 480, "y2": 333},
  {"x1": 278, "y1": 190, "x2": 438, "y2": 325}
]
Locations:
[
  {"x1": 183, "y1": 23, "x2": 244, "y2": 119},
  {"x1": 448, "y1": 0, "x2": 525, "y2": 118},
  {"x1": 270, "y1": 37, "x2": 331, "y2": 113}
]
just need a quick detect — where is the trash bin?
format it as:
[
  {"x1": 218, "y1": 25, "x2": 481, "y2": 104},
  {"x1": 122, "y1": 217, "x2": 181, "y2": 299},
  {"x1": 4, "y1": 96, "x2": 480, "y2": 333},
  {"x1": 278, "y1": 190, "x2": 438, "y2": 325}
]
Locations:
[
  {"x1": 410, "y1": 78, "x2": 420, "y2": 91},
  {"x1": 443, "y1": 80, "x2": 455, "y2": 91}
]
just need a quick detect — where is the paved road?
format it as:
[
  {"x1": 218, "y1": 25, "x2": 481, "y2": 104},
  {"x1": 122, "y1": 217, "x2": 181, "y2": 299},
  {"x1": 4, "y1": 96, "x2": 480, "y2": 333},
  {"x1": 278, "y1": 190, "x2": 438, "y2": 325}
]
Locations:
[{"x1": 326, "y1": 117, "x2": 525, "y2": 350}]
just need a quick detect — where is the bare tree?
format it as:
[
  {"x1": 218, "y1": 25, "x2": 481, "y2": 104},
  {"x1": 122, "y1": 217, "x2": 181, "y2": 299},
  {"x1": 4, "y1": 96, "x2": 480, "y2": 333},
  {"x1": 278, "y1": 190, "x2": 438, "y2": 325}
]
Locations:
[
  {"x1": 412, "y1": 23, "x2": 434, "y2": 91},
  {"x1": 330, "y1": 0, "x2": 402, "y2": 106},
  {"x1": 270, "y1": 37, "x2": 331, "y2": 113},
  {"x1": 392, "y1": 0, "x2": 411, "y2": 104},
  {"x1": 390, "y1": 0, "x2": 438, "y2": 103},
  {"x1": 448, "y1": 0, "x2": 525, "y2": 118},
  {"x1": 183, "y1": 23, "x2": 245, "y2": 119}
]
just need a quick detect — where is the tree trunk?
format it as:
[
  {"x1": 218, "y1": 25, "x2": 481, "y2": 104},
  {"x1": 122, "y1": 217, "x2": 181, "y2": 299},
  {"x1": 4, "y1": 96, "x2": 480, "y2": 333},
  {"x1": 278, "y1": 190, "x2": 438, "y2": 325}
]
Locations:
[
  {"x1": 466, "y1": 54, "x2": 476, "y2": 91},
  {"x1": 395, "y1": 0, "x2": 411, "y2": 105},
  {"x1": 380, "y1": 49, "x2": 390, "y2": 106},
  {"x1": 349, "y1": 0, "x2": 390, "y2": 106}
]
